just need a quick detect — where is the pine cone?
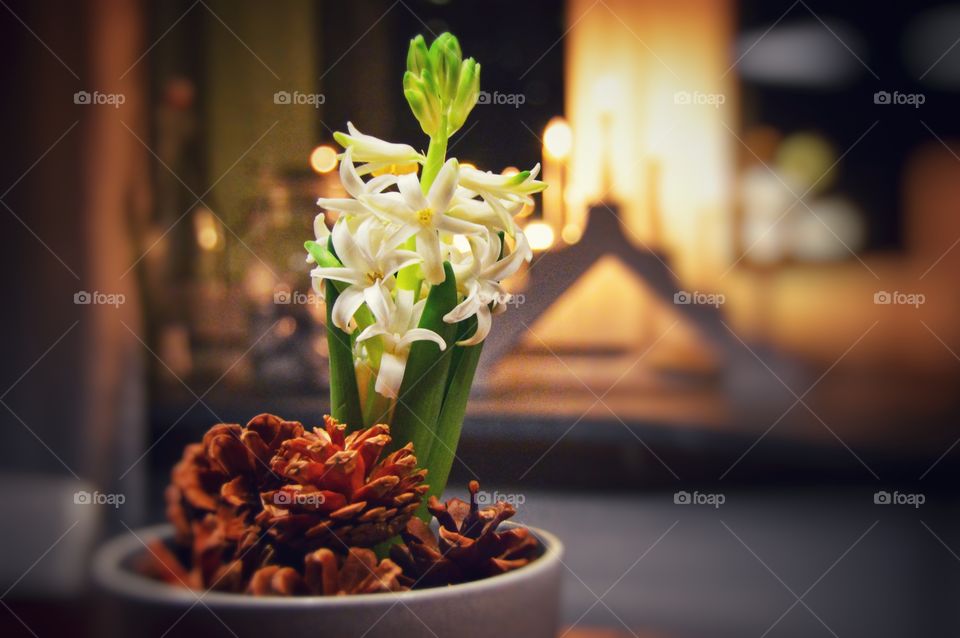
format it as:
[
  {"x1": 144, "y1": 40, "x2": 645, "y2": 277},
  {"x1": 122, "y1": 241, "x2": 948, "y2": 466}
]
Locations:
[
  {"x1": 143, "y1": 414, "x2": 430, "y2": 595},
  {"x1": 159, "y1": 414, "x2": 303, "y2": 589},
  {"x1": 247, "y1": 548, "x2": 406, "y2": 596},
  {"x1": 166, "y1": 414, "x2": 304, "y2": 542},
  {"x1": 138, "y1": 509, "x2": 276, "y2": 592},
  {"x1": 256, "y1": 416, "x2": 428, "y2": 551},
  {"x1": 391, "y1": 481, "x2": 540, "y2": 587}
]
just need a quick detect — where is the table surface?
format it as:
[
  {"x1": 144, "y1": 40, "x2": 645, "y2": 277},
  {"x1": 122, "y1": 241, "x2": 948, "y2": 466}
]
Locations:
[{"x1": 3, "y1": 488, "x2": 958, "y2": 637}]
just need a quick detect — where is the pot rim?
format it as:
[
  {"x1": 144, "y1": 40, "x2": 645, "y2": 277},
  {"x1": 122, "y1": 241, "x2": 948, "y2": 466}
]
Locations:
[{"x1": 92, "y1": 522, "x2": 563, "y2": 607}]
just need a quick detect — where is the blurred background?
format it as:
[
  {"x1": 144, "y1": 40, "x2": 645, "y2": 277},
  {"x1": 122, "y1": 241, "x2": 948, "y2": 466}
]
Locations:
[{"x1": 2, "y1": 0, "x2": 960, "y2": 636}]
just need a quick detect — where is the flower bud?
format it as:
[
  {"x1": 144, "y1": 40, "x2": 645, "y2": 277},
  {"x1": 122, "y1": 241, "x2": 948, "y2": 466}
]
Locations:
[
  {"x1": 449, "y1": 58, "x2": 480, "y2": 134},
  {"x1": 406, "y1": 34, "x2": 428, "y2": 75}
]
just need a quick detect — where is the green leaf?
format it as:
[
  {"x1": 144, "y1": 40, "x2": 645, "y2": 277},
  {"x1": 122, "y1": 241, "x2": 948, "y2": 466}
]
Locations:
[
  {"x1": 389, "y1": 262, "x2": 458, "y2": 461},
  {"x1": 422, "y1": 314, "x2": 484, "y2": 510},
  {"x1": 304, "y1": 240, "x2": 338, "y2": 268},
  {"x1": 325, "y1": 278, "x2": 363, "y2": 430}
]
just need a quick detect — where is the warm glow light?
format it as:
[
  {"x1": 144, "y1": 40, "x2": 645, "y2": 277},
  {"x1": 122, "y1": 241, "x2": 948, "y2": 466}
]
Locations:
[
  {"x1": 594, "y1": 75, "x2": 625, "y2": 115},
  {"x1": 460, "y1": 162, "x2": 477, "y2": 171},
  {"x1": 309, "y1": 145, "x2": 338, "y2": 174},
  {"x1": 543, "y1": 117, "x2": 573, "y2": 160},
  {"x1": 524, "y1": 221, "x2": 555, "y2": 251},
  {"x1": 501, "y1": 166, "x2": 520, "y2": 177},
  {"x1": 561, "y1": 223, "x2": 583, "y2": 244},
  {"x1": 566, "y1": 0, "x2": 735, "y2": 281},
  {"x1": 275, "y1": 316, "x2": 297, "y2": 338},
  {"x1": 193, "y1": 208, "x2": 220, "y2": 251}
]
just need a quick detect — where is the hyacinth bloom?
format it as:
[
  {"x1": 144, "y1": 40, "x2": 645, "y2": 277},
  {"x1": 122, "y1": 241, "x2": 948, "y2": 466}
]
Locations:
[{"x1": 306, "y1": 31, "x2": 546, "y2": 506}]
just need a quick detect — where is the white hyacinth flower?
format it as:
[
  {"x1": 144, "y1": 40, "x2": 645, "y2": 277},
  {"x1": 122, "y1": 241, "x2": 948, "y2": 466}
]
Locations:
[
  {"x1": 362, "y1": 158, "x2": 485, "y2": 285},
  {"x1": 457, "y1": 163, "x2": 546, "y2": 232},
  {"x1": 316, "y1": 147, "x2": 398, "y2": 218},
  {"x1": 448, "y1": 191, "x2": 521, "y2": 236},
  {"x1": 443, "y1": 230, "x2": 532, "y2": 346},
  {"x1": 356, "y1": 283, "x2": 446, "y2": 399},
  {"x1": 310, "y1": 218, "x2": 420, "y2": 331},
  {"x1": 333, "y1": 122, "x2": 425, "y2": 175}
]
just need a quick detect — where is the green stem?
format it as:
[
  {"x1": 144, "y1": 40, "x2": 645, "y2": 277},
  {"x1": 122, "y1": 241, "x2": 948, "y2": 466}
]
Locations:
[
  {"x1": 362, "y1": 371, "x2": 393, "y2": 428},
  {"x1": 419, "y1": 112, "x2": 449, "y2": 193},
  {"x1": 397, "y1": 113, "x2": 449, "y2": 294},
  {"x1": 325, "y1": 280, "x2": 364, "y2": 429}
]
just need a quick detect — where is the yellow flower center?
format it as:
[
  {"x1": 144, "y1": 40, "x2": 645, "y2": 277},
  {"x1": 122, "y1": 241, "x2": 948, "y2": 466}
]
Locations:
[{"x1": 416, "y1": 208, "x2": 434, "y2": 226}]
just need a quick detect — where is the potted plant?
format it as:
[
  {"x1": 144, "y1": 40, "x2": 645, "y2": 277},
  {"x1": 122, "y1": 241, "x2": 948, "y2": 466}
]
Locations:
[{"x1": 94, "y1": 32, "x2": 563, "y2": 638}]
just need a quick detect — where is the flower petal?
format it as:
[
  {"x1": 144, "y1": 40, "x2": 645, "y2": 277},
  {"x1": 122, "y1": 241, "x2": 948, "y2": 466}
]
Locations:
[
  {"x1": 427, "y1": 158, "x2": 460, "y2": 212},
  {"x1": 362, "y1": 193, "x2": 417, "y2": 226},
  {"x1": 316, "y1": 198, "x2": 373, "y2": 216},
  {"x1": 314, "y1": 214, "x2": 331, "y2": 243},
  {"x1": 398, "y1": 173, "x2": 430, "y2": 212},
  {"x1": 339, "y1": 147, "x2": 365, "y2": 199},
  {"x1": 416, "y1": 229, "x2": 445, "y2": 285},
  {"x1": 331, "y1": 219, "x2": 370, "y2": 271},
  {"x1": 355, "y1": 323, "x2": 388, "y2": 344},
  {"x1": 310, "y1": 266, "x2": 365, "y2": 286},
  {"x1": 443, "y1": 294, "x2": 483, "y2": 324},
  {"x1": 362, "y1": 282, "x2": 393, "y2": 325},
  {"x1": 397, "y1": 327, "x2": 447, "y2": 351},
  {"x1": 374, "y1": 351, "x2": 406, "y2": 399},
  {"x1": 436, "y1": 214, "x2": 485, "y2": 237},
  {"x1": 457, "y1": 304, "x2": 491, "y2": 346},
  {"x1": 331, "y1": 285, "x2": 366, "y2": 332}
]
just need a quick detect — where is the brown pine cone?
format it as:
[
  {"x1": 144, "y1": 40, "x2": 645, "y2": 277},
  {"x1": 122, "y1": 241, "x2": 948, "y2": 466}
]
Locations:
[
  {"x1": 166, "y1": 414, "x2": 304, "y2": 542},
  {"x1": 159, "y1": 414, "x2": 303, "y2": 590},
  {"x1": 246, "y1": 548, "x2": 406, "y2": 596},
  {"x1": 390, "y1": 481, "x2": 540, "y2": 587},
  {"x1": 256, "y1": 416, "x2": 428, "y2": 551},
  {"x1": 143, "y1": 414, "x2": 430, "y2": 595}
]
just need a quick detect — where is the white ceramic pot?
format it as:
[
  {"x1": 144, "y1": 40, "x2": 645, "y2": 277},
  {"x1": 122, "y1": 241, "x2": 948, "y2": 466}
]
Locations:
[{"x1": 92, "y1": 523, "x2": 563, "y2": 638}]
